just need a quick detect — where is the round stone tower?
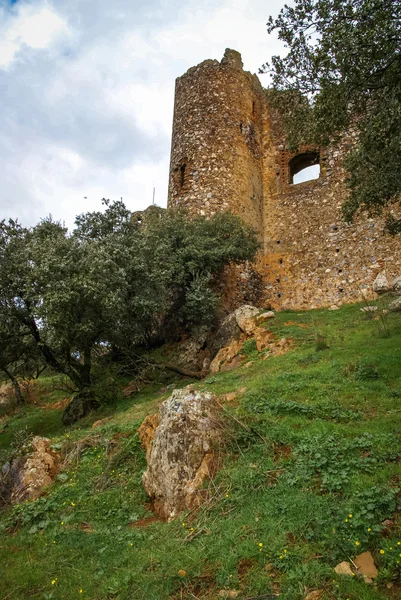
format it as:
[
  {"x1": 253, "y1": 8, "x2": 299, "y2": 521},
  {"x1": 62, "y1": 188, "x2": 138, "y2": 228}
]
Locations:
[{"x1": 167, "y1": 49, "x2": 267, "y2": 240}]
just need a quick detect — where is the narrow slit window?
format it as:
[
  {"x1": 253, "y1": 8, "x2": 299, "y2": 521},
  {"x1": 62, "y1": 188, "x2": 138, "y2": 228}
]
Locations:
[{"x1": 180, "y1": 163, "x2": 186, "y2": 187}]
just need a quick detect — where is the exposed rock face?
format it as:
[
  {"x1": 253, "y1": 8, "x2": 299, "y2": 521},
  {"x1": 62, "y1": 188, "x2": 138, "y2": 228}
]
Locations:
[
  {"x1": 210, "y1": 340, "x2": 244, "y2": 374},
  {"x1": 234, "y1": 305, "x2": 260, "y2": 333},
  {"x1": 209, "y1": 311, "x2": 243, "y2": 357},
  {"x1": 389, "y1": 297, "x2": 401, "y2": 312},
  {"x1": 139, "y1": 387, "x2": 221, "y2": 520},
  {"x1": 1, "y1": 437, "x2": 59, "y2": 508},
  {"x1": 210, "y1": 305, "x2": 260, "y2": 358},
  {"x1": 373, "y1": 272, "x2": 390, "y2": 294},
  {"x1": 393, "y1": 275, "x2": 401, "y2": 293}
]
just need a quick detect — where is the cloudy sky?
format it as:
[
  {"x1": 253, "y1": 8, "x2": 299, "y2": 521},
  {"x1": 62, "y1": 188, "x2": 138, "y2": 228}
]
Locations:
[{"x1": 0, "y1": 0, "x2": 287, "y2": 228}]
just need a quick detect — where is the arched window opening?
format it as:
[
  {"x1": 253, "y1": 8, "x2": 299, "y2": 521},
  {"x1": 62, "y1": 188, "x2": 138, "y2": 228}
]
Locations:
[
  {"x1": 180, "y1": 163, "x2": 186, "y2": 187},
  {"x1": 289, "y1": 151, "x2": 320, "y2": 184}
]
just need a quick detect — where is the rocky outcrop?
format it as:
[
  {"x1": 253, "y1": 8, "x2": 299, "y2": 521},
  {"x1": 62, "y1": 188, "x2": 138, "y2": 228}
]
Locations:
[
  {"x1": 210, "y1": 340, "x2": 244, "y2": 374},
  {"x1": 373, "y1": 271, "x2": 390, "y2": 294},
  {"x1": 393, "y1": 275, "x2": 401, "y2": 293},
  {"x1": 139, "y1": 387, "x2": 221, "y2": 520},
  {"x1": 389, "y1": 297, "x2": 401, "y2": 312},
  {"x1": 0, "y1": 437, "x2": 59, "y2": 508}
]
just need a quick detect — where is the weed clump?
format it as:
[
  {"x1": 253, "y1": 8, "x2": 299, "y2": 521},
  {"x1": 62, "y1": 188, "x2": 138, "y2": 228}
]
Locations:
[{"x1": 344, "y1": 360, "x2": 380, "y2": 381}]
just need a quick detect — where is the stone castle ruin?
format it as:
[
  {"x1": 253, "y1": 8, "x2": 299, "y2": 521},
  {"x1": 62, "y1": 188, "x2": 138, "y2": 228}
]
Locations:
[{"x1": 167, "y1": 49, "x2": 401, "y2": 310}]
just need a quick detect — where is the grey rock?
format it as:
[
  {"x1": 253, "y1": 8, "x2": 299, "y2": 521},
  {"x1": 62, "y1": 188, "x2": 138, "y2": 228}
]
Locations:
[
  {"x1": 389, "y1": 297, "x2": 401, "y2": 312},
  {"x1": 140, "y1": 387, "x2": 221, "y2": 520},
  {"x1": 373, "y1": 272, "x2": 390, "y2": 294},
  {"x1": 392, "y1": 276, "x2": 401, "y2": 293}
]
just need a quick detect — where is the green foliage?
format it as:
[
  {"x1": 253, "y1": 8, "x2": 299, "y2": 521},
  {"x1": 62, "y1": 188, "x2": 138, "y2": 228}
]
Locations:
[
  {"x1": 240, "y1": 338, "x2": 258, "y2": 358},
  {"x1": 263, "y1": 0, "x2": 401, "y2": 224},
  {"x1": 315, "y1": 334, "x2": 329, "y2": 352},
  {"x1": 0, "y1": 202, "x2": 258, "y2": 421},
  {"x1": 344, "y1": 360, "x2": 380, "y2": 381},
  {"x1": 1, "y1": 303, "x2": 401, "y2": 599}
]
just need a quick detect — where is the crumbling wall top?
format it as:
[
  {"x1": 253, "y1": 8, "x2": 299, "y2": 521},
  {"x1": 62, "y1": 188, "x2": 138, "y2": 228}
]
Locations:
[{"x1": 221, "y1": 48, "x2": 243, "y2": 70}]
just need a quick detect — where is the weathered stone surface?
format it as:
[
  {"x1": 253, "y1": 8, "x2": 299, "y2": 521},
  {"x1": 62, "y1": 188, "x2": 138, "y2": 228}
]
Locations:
[
  {"x1": 210, "y1": 312, "x2": 242, "y2": 356},
  {"x1": 393, "y1": 276, "x2": 401, "y2": 293},
  {"x1": 138, "y1": 413, "x2": 160, "y2": 461},
  {"x1": 304, "y1": 592, "x2": 323, "y2": 600},
  {"x1": 254, "y1": 327, "x2": 273, "y2": 352},
  {"x1": 373, "y1": 272, "x2": 390, "y2": 294},
  {"x1": 177, "y1": 329, "x2": 210, "y2": 370},
  {"x1": 140, "y1": 387, "x2": 221, "y2": 520},
  {"x1": 234, "y1": 305, "x2": 260, "y2": 333},
  {"x1": 210, "y1": 340, "x2": 243, "y2": 374},
  {"x1": 389, "y1": 297, "x2": 401, "y2": 312},
  {"x1": 354, "y1": 551, "x2": 378, "y2": 580},
  {"x1": 360, "y1": 306, "x2": 378, "y2": 312},
  {"x1": 1, "y1": 437, "x2": 59, "y2": 508},
  {"x1": 167, "y1": 49, "x2": 401, "y2": 311},
  {"x1": 256, "y1": 311, "x2": 275, "y2": 323},
  {"x1": 218, "y1": 590, "x2": 240, "y2": 599},
  {"x1": 334, "y1": 561, "x2": 353, "y2": 576}
]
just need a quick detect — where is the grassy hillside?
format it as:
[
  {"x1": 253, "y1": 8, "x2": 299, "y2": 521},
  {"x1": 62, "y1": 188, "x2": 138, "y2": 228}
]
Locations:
[{"x1": 1, "y1": 302, "x2": 401, "y2": 600}]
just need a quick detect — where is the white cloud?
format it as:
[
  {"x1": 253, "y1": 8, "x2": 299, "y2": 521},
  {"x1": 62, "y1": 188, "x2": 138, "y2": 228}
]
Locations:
[
  {"x1": 0, "y1": 3, "x2": 71, "y2": 70},
  {"x1": 0, "y1": 0, "x2": 288, "y2": 228}
]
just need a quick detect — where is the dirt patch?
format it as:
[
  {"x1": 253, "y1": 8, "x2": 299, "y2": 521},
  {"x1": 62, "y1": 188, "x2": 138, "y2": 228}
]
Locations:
[
  {"x1": 237, "y1": 557, "x2": 255, "y2": 579},
  {"x1": 41, "y1": 398, "x2": 71, "y2": 410},
  {"x1": 130, "y1": 515, "x2": 162, "y2": 528},
  {"x1": 273, "y1": 443, "x2": 292, "y2": 462}
]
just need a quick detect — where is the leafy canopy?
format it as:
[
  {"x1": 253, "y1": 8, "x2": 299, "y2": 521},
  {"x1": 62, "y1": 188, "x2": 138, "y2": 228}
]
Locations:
[
  {"x1": 263, "y1": 0, "x2": 401, "y2": 226},
  {"x1": 0, "y1": 201, "x2": 258, "y2": 419}
]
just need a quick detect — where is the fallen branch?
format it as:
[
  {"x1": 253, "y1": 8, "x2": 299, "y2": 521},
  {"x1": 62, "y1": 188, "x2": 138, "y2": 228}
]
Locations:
[{"x1": 154, "y1": 361, "x2": 206, "y2": 380}]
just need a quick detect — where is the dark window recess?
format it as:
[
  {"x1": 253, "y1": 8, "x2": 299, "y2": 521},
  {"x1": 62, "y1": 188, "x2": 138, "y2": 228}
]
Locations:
[
  {"x1": 276, "y1": 240, "x2": 281, "y2": 244},
  {"x1": 239, "y1": 121, "x2": 243, "y2": 133},
  {"x1": 276, "y1": 278, "x2": 280, "y2": 283},
  {"x1": 278, "y1": 293, "x2": 282, "y2": 298},
  {"x1": 279, "y1": 258, "x2": 283, "y2": 264},
  {"x1": 289, "y1": 151, "x2": 320, "y2": 184},
  {"x1": 252, "y1": 101, "x2": 255, "y2": 116},
  {"x1": 180, "y1": 163, "x2": 186, "y2": 187}
]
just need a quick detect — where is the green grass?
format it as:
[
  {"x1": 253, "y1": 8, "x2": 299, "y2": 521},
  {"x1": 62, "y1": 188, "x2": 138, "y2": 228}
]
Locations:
[{"x1": 1, "y1": 302, "x2": 401, "y2": 599}]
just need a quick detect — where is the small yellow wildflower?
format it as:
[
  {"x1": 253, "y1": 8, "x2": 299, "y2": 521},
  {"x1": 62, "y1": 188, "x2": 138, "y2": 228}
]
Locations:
[
  {"x1": 283, "y1": 549, "x2": 287, "y2": 553},
  {"x1": 348, "y1": 514, "x2": 353, "y2": 518},
  {"x1": 279, "y1": 555, "x2": 283, "y2": 559},
  {"x1": 51, "y1": 578, "x2": 57, "y2": 585},
  {"x1": 79, "y1": 590, "x2": 83, "y2": 594},
  {"x1": 355, "y1": 541, "x2": 360, "y2": 546},
  {"x1": 345, "y1": 519, "x2": 348, "y2": 522},
  {"x1": 259, "y1": 543, "x2": 263, "y2": 547},
  {"x1": 71, "y1": 502, "x2": 75, "y2": 506},
  {"x1": 398, "y1": 542, "x2": 401, "y2": 546},
  {"x1": 380, "y1": 549, "x2": 385, "y2": 554},
  {"x1": 130, "y1": 543, "x2": 133, "y2": 547},
  {"x1": 367, "y1": 528, "x2": 372, "y2": 532}
]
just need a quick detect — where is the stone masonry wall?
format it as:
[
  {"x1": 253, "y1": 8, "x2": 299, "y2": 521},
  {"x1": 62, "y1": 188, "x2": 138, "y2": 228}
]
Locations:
[{"x1": 167, "y1": 49, "x2": 401, "y2": 310}]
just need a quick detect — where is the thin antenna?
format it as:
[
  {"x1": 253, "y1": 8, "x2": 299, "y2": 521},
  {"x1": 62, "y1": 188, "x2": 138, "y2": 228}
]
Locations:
[{"x1": 152, "y1": 187, "x2": 155, "y2": 205}]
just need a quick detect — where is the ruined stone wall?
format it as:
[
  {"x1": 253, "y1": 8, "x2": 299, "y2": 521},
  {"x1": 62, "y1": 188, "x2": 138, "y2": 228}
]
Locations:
[
  {"x1": 167, "y1": 49, "x2": 401, "y2": 310},
  {"x1": 168, "y1": 49, "x2": 266, "y2": 241}
]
